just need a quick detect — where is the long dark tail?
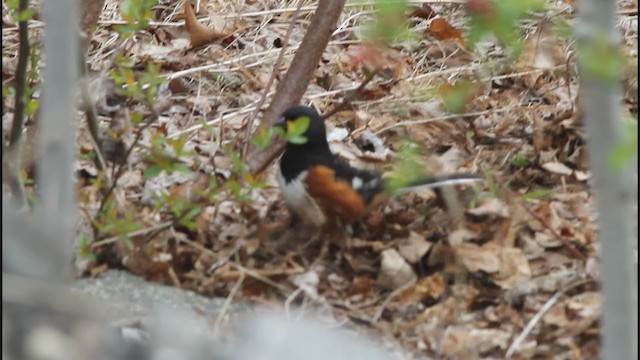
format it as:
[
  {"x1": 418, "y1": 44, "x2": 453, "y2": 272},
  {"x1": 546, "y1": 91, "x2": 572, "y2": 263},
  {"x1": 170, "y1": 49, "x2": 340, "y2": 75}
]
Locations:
[{"x1": 390, "y1": 173, "x2": 483, "y2": 196}]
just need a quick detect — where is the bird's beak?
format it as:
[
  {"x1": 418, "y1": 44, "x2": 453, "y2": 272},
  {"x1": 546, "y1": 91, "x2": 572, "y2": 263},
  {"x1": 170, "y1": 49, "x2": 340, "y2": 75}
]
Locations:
[{"x1": 274, "y1": 116, "x2": 286, "y2": 129}]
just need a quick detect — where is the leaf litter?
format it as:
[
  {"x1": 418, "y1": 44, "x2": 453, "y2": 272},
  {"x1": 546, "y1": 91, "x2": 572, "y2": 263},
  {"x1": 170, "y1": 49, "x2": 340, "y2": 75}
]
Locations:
[{"x1": 2, "y1": 0, "x2": 638, "y2": 358}]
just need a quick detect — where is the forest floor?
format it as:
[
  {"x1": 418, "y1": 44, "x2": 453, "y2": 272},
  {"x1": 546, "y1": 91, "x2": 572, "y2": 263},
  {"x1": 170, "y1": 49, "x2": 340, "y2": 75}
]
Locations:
[{"x1": 2, "y1": 0, "x2": 638, "y2": 358}]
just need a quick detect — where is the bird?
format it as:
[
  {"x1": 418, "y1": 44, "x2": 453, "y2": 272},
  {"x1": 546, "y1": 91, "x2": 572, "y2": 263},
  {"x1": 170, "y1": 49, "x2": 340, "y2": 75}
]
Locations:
[{"x1": 275, "y1": 105, "x2": 482, "y2": 229}]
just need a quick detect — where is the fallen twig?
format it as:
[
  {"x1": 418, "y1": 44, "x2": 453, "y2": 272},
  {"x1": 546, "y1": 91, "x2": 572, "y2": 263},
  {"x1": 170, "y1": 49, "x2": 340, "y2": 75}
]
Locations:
[
  {"x1": 522, "y1": 203, "x2": 586, "y2": 260},
  {"x1": 321, "y1": 70, "x2": 378, "y2": 120}
]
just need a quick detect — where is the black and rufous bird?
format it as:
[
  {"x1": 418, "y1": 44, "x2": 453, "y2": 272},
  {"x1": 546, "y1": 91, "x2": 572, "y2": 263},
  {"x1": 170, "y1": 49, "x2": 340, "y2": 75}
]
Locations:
[{"x1": 275, "y1": 105, "x2": 481, "y2": 228}]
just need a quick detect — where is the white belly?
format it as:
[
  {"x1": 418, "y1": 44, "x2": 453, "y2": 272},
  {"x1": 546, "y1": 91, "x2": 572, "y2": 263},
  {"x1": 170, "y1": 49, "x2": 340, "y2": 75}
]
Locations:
[{"x1": 278, "y1": 170, "x2": 326, "y2": 227}]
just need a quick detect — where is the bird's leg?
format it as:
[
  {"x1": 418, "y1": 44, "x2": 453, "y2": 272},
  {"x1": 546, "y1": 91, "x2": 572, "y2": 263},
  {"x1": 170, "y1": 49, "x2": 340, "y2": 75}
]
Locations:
[
  {"x1": 308, "y1": 234, "x2": 330, "y2": 271},
  {"x1": 288, "y1": 211, "x2": 302, "y2": 228},
  {"x1": 307, "y1": 223, "x2": 345, "y2": 271}
]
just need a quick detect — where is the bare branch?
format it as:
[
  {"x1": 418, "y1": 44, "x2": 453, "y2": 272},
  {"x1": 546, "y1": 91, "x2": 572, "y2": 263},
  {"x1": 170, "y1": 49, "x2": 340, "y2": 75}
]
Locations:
[
  {"x1": 241, "y1": 0, "x2": 305, "y2": 159},
  {"x1": 8, "y1": 0, "x2": 30, "y2": 148},
  {"x1": 3, "y1": 0, "x2": 31, "y2": 210},
  {"x1": 247, "y1": 0, "x2": 347, "y2": 175}
]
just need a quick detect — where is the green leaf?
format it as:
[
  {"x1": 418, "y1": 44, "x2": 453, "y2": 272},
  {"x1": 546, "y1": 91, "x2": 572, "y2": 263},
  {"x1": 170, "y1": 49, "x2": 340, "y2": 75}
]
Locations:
[
  {"x1": 120, "y1": 235, "x2": 135, "y2": 250},
  {"x1": 484, "y1": 170, "x2": 498, "y2": 197},
  {"x1": 438, "y1": 80, "x2": 480, "y2": 113},
  {"x1": 467, "y1": 0, "x2": 544, "y2": 53},
  {"x1": 511, "y1": 153, "x2": 529, "y2": 167},
  {"x1": 230, "y1": 151, "x2": 249, "y2": 173},
  {"x1": 78, "y1": 235, "x2": 97, "y2": 261},
  {"x1": 12, "y1": 8, "x2": 34, "y2": 22},
  {"x1": 287, "y1": 116, "x2": 310, "y2": 137},
  {"x1": 383, "y1": 140, "x2": 429, "y2": 195},
  {"x1": 360, "y1": 0, "x2": 413, "y2": 44},
  {"x1": 609, "y1": 121, "x2": 638, "y2": 171},
  {"x1": 273, "y1": 126, "x2": 286, "y2": 138},
  {"x1": 521, "y1": 187, "x2": 553, "y2": 201},
  {"x1": 173, "y1": 163, "x2": 193, "y2": 175},
  {"x1": 6, "y1": 0, "x2": 19, "y2": 10},
  {"x1": 579, "y1": 34, "x2": 627, "y2": 84},
  {"x1": 287, "y1": 135, "x2": 308, "y2": 145},
  {"x1": 144, "y1": 165, "x2": 162, "y2": 179},
  {"x1": 3, "y1": 85, "x2": 15, "y2": 97},
  {"x1": 130, "y1": 112, "x2": 144, "y2": 125},
  {"x1": 26, "y1": 99, "x2": 39, "y2": 116},
  {"x1": 252, "y1": 127, "x2": 275, "y2": 149}
]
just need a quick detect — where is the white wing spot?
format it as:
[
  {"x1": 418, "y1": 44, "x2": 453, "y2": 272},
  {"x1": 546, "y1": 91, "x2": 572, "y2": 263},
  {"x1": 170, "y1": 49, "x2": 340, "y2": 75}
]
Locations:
[
  {"x1": 363, "y1": 178, "x2": 379, "y2": 190},
  {"x1": 352, "y1": 177, "x2": 364, "y2": 190}
]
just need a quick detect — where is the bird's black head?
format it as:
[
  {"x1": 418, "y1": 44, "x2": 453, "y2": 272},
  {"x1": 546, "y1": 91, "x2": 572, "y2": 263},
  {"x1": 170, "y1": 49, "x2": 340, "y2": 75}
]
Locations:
[{"x1": 275, "y1": 105, "x2": 328, "y2": 148}]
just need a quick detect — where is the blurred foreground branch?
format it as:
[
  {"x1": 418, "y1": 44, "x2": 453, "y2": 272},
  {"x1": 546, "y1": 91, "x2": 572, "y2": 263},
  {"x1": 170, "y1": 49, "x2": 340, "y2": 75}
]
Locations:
[{"x1": 578, "y1": 0, "x2": 638, "y2": 359}]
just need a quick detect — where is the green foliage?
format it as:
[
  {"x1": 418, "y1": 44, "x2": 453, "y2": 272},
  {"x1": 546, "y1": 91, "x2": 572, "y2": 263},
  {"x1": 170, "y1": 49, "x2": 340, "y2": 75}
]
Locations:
[
  {"x1": 116, "y1": 0, "x2": 158, "y2": 37},
  {"x1": 609, "y1": 120, "x2": 638, "y2": 171},
  {"x1": 226, "y1": 148, "x2": 267, "y2": 202},
  {"x1": 2, "y1": 85, "x2": 15, "y2": 97},
  {"x1": 153, "y1": 193, "x2": 202, "y2": 230},
  {"x1": 384, "y1": 140, "x2": 429, "y2": 195},
  {"x1": 551, "y1": 17, "x2": 573, "y2": 39},
  {"x1": 93, "y1": 198, "x2": 139, "y2": 249},
  {"x1": 5, "y1": 0, "x2": 19, "y2": 8},
  {"x1": 467, "y1": 0, "x2": 545, "y2": 57},
  {"x1": 511, "y1": 153, "x2": 530, "y2": 167},
  {"x1": 390, "y1": 105, "x2": 411, "y2": 118},
  {"x1": 284, "y1": 115, "x2": 310, "y2": 145},
  {"x1": 230, "y1": 149, "x2": 250, "y2": 173},
  {"x1": 483, "y1": 169, "x2": 498, "y2": 198},
  {"x1": 252, "y1": 126, "x2": 278, "y2": 149},
  {"x1": 438, "y1": 80, "x2": 480, "y2": 113},
  {"x1": 86, "y1": 0, "x2": 170, "y2": 249},
  {"x1": 144, "y1": 134, "x2": 194, "y2": 179},
  {"x1": 521, "y1": 187, "x2": 553, "y2": 201},
  {"x1": 6, "y1": 0, "x2": 34, "y2": 22},
  {"x1": 578, "y1": 34, "x2": 627, "y2": 84},
  {"x1": 25, "y1": 45, "x2": 42, "y2": 117},
  {"x1": 111, "y1": 60, "x2": 164, "y2": 106},
  {"x1": 78, "y1": 234, "x2": 97, "y2": 262},
  {"x1": 468, "y1": 170, "x2": 497, "y2": 208},
  {"x1": 359, "y1": 0, "x2": 413, "y2": 44}
]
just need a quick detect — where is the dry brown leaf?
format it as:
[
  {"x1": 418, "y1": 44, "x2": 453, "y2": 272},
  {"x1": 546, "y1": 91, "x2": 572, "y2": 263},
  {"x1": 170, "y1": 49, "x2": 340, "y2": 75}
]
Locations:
[
  {"x1": 492, "y1": 246, "x2": 531, "y2": 289},
  {"x1": 426, "y1": 18, "x2": 463, "y2": 41},
  {"x1": 455, "y1": 242, "x2": 531, "y2": 289},
  {"x1": 542, "y1": 161, "x2": 573, "y2": 176},
  {"x1": 424, "y1": 41, "x2": 474, "y2": 67},
  {"x1": 455, "y1": 242, "x2": 501, "y2": 274},
  {"x1": 535, "y1": 231, "x2": 563, "y2": 248},
  {"x1": 567, "y1": 291, "x2": 602, "y2": 319},
  {"x1": 377, "y1": 249, "x2": 417, "y2": 290},
  {"x1": 448, "y1": 228, "x2": 481, "y2": 246},
  {"x1": 398, "y1": 231, "x2": 433, "y2": 264},
  {"x1": 396, "y1": 273, "x2": 445, "y2": 305},
  {"x1": 466, "y1": 198, "x2": 510, "y2": 219},
  {"x1": 89, "y1": 262, "x2": 109, "y2": 277},
  {"x1": 518, "y1": 21, "x2": 565, "y2": 73},
  {"x1": 346, "y1": 44, "x2": 406, "y2": 79},
  {"x1": 410, "y1": 3, "x2": 436, "y2": 20},
  {"x1": 442, "y1": 326, "x2": 510, "y2": 357},
  {"x1": 184, "y1": 0, "x2": 234, "y2": 47},
  {"x1": 346, "y1": 276, "x2": 376, "y2": 299},
  {"x1": 543, "y1": 302, "x2": 570, "y2": 327}
]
